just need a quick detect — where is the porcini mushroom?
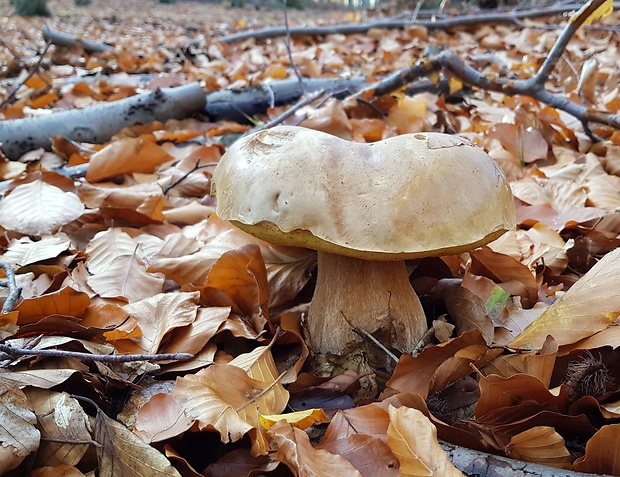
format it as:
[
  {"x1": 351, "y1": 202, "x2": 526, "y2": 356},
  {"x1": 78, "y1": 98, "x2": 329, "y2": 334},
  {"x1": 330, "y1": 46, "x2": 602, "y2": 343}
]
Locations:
[{"x1": 211, "y1": 126, "x2": 515, "y2": 360}]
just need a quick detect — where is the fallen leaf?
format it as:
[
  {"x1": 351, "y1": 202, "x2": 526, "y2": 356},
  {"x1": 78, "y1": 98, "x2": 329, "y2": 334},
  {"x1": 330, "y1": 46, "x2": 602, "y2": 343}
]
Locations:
[
  {"x1": 386, "y1": 405, "x2": 463, "y2": 477},
  {"x1": 0, "y1": 181, "x2": 84, "y2": 235},
  {"x1": 509, "y1": 247, "x2": 620, "y2": 350},
  {"x1": 268, "y1": 420, "x2": 363, "y2": 476}
]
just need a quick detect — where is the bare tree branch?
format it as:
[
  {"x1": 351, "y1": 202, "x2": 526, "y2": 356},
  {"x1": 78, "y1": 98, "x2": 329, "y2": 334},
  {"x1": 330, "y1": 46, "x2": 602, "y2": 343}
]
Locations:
[
  {"x1": 0, "y1": 343, "x2": 194, "y2": 363},
  {"x1": 0, "y1": 262, "x2": 22, "y2": 314},
  {"x1": 218, "y1": 2, "x2": 617, "y2": 43}
]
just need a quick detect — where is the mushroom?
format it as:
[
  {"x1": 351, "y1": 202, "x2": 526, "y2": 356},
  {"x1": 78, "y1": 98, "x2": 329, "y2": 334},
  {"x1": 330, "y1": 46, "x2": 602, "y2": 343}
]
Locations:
[{"x1": 211, "y1": 126, "x2": 516, "y2": 361}]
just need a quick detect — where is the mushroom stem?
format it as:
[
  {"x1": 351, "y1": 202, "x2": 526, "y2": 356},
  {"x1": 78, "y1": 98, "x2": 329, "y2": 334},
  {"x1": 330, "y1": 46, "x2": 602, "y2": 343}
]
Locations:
[{"x1": 307, "y1": 251, "x2": 428, "y2": 356}]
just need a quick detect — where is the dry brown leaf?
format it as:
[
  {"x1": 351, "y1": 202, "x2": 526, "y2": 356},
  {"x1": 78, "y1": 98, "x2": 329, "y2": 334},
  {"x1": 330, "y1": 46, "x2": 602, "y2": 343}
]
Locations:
[
  {"x1": 94, "y1": 408, "x2": 181, "y2": 477},
  {"x1": 202, "y1": 448, "x2": 279, "y2": 477},
  {"x1": 15, "y1": 286, "x2": 90, "y2": 324},
  {"x1": 509, "y1": 247, "x2": 620, "y2": 350},
  {"x1": 113, "y1": 291, "x2": 199, "y2": 355},
  {"x1": 86, "y1": 135, "x2": 173, "y2": 182},
  {"x1": 506, "y1": 426, "x2": 571, "y2": 469},
  {"x1": 572, "y1": 423, "x2": 620, "y2": 474},
  {"x1": 470, "y1": 247, "x2": 538, "y2": 308},
  {"x1": 172, "y1": 362, "x2": 288, "y2": 453},
  {"x1": 29, "y1": 465, "x2": 86, "y2": 477},
  {"x1": 159, "y1": 306, "x2": 230, "y2": 357},
  {"x1": 475, "y1": 374, "x2": 566, "y2": 419},
  {"x1": 386, "y1": 405, "x2": 463, "y2": 477},
  {"x1": 0, "y1": 181, "x2": 85, "y2": 235},
  {"x1": 268, "y1": 420, "x2": 363, "y2": 477},
  {"x1": 25, "y1": 389, "x2": 91, "y2": 468},
  {"x1": 385, "y1": 330, "x2": 497, "y2": 399},
  {"x1": 85, "y1": 228, "x2": 164, "y2": 302},
  {"x1": 134, "y1": 392, "x2": 194, "y2": 443},
  {"x1": 204, "y1": 244, "x2": 269, "y2": 332},
  {"x1": 0, "y1": 378, "x2": 40, "y2": 475}
]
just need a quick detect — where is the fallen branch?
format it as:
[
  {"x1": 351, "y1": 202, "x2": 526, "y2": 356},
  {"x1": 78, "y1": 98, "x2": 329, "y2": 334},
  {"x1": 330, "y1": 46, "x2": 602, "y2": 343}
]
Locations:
[
  {"x1": 0, "y1": 343, "x2": 193, "y2": 363},
  {"x1": 0, "y1": 262, "x2": 22, "y2": 314},
  {"x1": 217, "y1": 2, "x2": 616, "y2": 43},
  {"x1": 42, "y1": 24, "x2": 113, "y2": 53},
  {"x1": 440, "y1": 440, "x2": 611, "y2": 477},
  {"x1": 365, "y1": 0, "x2": 620, "y2": 138},
  {"x1": 0, "y1": 77, "x2": 364, "y2": 161},
  {"x1": 0, "y1": 82, "x2": 206, "y2": 160}
]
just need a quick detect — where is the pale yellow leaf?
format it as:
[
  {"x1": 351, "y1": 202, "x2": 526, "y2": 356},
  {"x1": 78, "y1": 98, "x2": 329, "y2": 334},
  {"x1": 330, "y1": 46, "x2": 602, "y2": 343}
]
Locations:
[
  {"x1": 573, "y1": 0, "x2": 613, "y2": 26},
  {"x1": 260, "y1": 408, "x2": 329, "y2": 431},
  {"x1": 386, "y1": 405, "x2": 463, "y2": 477},
  {"x1": 509, "y1": 247, "x2": 620, "y2": 350}
]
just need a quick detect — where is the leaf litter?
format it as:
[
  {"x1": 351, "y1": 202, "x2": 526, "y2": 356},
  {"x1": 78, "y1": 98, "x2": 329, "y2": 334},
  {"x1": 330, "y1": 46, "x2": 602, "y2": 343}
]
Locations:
[{"x1": 1, "y1": 0, "x2": 620, "y2": 475}]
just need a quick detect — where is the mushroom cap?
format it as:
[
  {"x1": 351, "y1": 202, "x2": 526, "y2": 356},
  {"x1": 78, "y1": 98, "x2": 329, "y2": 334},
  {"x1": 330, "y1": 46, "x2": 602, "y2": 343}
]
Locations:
[{"x1": 212, "y1": 126, "x2": 516, "y2": 260}]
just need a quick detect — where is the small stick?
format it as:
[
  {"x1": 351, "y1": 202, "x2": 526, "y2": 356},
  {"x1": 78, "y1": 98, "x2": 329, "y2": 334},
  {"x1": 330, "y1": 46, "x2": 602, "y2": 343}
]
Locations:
[
  {"x1": 0, "y1": 262, "x2": 22, "y2": 314},
  {"x1": 0, "y1": 343, "x2": 193, "y2": 363}
]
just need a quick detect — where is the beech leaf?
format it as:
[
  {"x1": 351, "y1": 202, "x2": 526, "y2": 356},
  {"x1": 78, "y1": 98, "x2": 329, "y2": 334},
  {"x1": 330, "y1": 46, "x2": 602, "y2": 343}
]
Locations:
[
  {"x1": 386, "y1": 405, "x2": 463, "y2": 477},
  {"x1": 0, "y1": 181, "x2": 85, "y2": 235},
  {"x1": 509, "y1": 247, "x2": 620, "y2": 350}
]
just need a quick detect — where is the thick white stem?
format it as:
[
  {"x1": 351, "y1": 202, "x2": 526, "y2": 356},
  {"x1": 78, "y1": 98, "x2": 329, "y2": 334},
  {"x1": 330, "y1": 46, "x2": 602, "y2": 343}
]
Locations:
[{"x1": 307, "y1": 251, "x2": 428, "y2": 355}]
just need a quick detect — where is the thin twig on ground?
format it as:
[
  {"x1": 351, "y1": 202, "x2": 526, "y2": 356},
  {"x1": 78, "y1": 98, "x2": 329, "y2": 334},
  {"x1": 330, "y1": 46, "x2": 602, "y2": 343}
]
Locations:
[
  {"x1": 0, "y1": 343, "x2": 194, "y2": 363},
  {"x1": 364, "y1": 0, "x2": 619, "y2": 139},
  {"x1": 162, "y1": 161, "x2": 219, "y2": 194},
  {"x1": 0, "y1": 40, "x2": 52, "y2": 111},
  {"x1": 282, "y1": 0, "x2": 304, "y2": 86},
  {"x1": 0, "y1": 262, "x2": 22, "y2": 314}
]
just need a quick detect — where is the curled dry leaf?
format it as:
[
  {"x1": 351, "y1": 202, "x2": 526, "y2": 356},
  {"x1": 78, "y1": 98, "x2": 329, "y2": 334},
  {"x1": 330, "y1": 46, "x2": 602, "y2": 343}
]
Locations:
[
  {"x1": 506, "y1": 426, "x2": 572, "y2": 469},
  {"x1": 572, "y1": 423, "x2": 620, "y2": 475},
  {"x1": 268, "y1": 420, "x2": 363, "y2": 477},
  {"x1": 0, "y1": 378, "x2": 40, "y2": 475},
  {"x1": 386, "y1": 405, "x2": 463, "y2": 477},
  {"x1": 86, "y1": 135, "x2": 173, "y2": 183},
  {"x1": 172, "y1": 362, "x2": 288, "y2": 453},
  {"x1": 0, "y1": 181, "x2": 85, "y2": 235},
  {"x1": 14, "y1": 286, "x2": 90, "y2": 325},
  {"x1": 509, "y1": 247, "x2": 620, "y2": 350}
]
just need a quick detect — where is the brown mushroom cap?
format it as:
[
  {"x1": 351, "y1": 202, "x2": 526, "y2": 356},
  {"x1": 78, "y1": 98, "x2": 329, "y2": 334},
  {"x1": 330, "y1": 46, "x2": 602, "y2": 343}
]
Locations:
[{"x1": 212, "y1": 126, "x2": 516, "y2": 260}]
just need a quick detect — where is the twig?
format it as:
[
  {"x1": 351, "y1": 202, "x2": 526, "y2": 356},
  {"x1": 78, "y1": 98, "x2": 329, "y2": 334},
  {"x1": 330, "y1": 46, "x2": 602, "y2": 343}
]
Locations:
[
  {"x1": 0, "y1": 262, "x2": 22, "y2": 314},
  {"x1": 162, "y1": 161, "x2": 219, "y2": 194},
  {"x1": 0, "y1": 39, "x2": 52, "y2": 111},
  {"x1": 340, "y1": 311, "x2": 399, "y2": 364},
  {"x1": 0, "y1": 343, "x2": 193, "y2": 363},
  {"x1": 245, "y1": 88, "x2": 327, "y2": 136},
  {"x1": 218, "y1": 2, "x2": 613, "y2": 43},
  {"x1": 41, "y1": 437, "x2": 103, "y2": 448},
  {"x1": 366, "y1": 0, "x2": 619, "y2": 138},
  {"x1": 282, "y1": 0, "x2": 304, "y2": 86}
]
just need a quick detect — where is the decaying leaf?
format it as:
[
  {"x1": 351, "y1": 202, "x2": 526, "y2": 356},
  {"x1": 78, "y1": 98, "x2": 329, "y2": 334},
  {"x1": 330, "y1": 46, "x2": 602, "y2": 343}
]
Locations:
[
  {"x1": 94, "y1": 408, "x2": 181, "y2": 477},
  {"x1": 0, "y1": 378, "x2": 40, "y2": 475}
]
